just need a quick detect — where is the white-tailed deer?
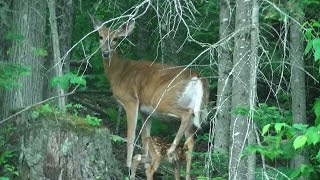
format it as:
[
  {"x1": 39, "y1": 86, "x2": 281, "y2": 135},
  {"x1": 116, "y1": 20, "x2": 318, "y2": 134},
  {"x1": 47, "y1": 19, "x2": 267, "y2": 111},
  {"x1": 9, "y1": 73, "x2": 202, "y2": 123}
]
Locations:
[
  {"x1": 130, "y1": 136, "x2": 186, "y2": 180},
  {"x1": 92, "y1": 17, "x2": 209, "y2": 179}
]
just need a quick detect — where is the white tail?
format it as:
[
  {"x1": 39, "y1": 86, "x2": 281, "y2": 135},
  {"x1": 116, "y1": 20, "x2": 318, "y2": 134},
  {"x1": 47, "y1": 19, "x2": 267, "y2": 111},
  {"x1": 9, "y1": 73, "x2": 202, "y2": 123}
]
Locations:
[
  {"x1": 92, "y1": 17, "x2": 209, "y2": 179},
  {"x1": 130, "y1": 136, "x2": 186, "y2": 180}
]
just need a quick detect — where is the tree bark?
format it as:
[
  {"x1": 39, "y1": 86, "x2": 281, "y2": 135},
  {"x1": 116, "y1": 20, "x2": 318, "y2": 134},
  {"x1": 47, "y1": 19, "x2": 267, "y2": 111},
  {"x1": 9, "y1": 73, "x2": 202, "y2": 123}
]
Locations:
[
  {"x1": 289, "y1": 14, "x2": 307, "y2": 180},
  {"x1": 214, "y1": 0, "x2": 233, "y2": 154},
  {"x1": 1, "y1": 0, "x2": 46, "y2": 120},
  {"x1": 229, "y1": 0, "x2": 253, "y2": 179},
  {"x1": 247, "y1": 0, "x2": 259, "y2": 179},
  {"x1": 17, "y1": 115, "x2": 123, "y2": 179},
  {"x1": 56, "y1": 0, "x2": 75, "y2": 73}
]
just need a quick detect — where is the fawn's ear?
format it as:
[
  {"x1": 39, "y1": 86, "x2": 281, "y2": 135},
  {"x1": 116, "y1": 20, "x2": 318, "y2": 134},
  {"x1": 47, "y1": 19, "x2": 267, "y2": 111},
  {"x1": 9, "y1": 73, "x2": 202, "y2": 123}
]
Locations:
[
  {"x1": 91, "y1": 15, "x2": 103, "y2": 30},
  {"x1": 117, "y1": 20, "x2": 135, "y2": 37}
]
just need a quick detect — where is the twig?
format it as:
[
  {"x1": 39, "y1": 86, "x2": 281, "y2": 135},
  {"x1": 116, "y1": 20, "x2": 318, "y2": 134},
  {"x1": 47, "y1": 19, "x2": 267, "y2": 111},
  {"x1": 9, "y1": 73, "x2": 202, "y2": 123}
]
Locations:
[
  {"x1": 0, "y1": 91, "x2": 75, "y2": 125},
  {"x1": 71, "y1": 96, "x2": 109, "y2": 117}
]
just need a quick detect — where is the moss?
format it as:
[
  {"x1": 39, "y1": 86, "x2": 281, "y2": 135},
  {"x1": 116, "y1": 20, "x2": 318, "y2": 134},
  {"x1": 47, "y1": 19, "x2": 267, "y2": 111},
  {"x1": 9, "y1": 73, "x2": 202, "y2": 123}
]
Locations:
[{"x1": 28, "y1": 105, "x2": 104, "y2": 135}]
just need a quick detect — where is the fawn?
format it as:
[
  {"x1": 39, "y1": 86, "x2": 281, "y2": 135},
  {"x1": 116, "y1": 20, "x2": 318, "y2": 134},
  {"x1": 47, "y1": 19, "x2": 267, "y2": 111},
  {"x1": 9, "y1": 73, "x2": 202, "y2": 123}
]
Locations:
[{"x1": 130, "y1": 136, "x2": 187, "y2": 180}]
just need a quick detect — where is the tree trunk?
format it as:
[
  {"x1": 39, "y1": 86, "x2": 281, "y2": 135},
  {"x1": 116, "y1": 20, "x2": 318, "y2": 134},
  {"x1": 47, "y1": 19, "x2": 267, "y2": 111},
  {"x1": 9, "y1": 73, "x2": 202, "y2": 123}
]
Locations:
[
  {"x1": 57, "y1": 0, "x2": 75, "y2": 73},
  {"x1": 47, "y1": 0, "x2": 66, "y2": 111},
  {"x1": 1, "y1": 0, "x2": 46, "y2": 120},
  {"x1": 229, "y1": 0, "x2": 252, "y2": 179},
  {"x1": 17, "y1": 115, "x2": 123, "y2": 179},
  {"x1": 214, "y1": 0, "x2": 233, "y2": 154},
  {"x1": 289, "y1": 14, "x2": 307, "y2": 180},
  {"x1": 247, "y1": 0, "x2": 259, "y2": 179},
  {"x1": 136, "y1": 14, "x2": 150, "y2": 59}
]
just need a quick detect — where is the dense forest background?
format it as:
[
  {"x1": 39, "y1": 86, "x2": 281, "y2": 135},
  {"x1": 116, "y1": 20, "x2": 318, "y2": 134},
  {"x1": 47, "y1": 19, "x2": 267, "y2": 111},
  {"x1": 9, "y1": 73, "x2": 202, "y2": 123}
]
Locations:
[{"x1": 1, "y1": 0, "x2": 320, "y2": 179}]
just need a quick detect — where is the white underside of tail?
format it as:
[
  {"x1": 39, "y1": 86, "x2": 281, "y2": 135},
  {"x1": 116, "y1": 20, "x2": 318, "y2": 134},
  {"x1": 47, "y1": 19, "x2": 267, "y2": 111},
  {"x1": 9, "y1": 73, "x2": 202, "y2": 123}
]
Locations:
[{"x1": 178, "y1": 77, "x2": 204, "y2": 128}]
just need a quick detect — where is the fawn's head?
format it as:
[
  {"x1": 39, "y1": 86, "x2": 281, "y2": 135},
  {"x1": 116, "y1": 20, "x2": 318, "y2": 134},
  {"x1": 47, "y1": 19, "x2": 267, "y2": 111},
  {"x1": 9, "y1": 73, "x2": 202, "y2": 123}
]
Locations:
[{"x1": 92, "y1": 16, "x2": 135, "y2": 58}]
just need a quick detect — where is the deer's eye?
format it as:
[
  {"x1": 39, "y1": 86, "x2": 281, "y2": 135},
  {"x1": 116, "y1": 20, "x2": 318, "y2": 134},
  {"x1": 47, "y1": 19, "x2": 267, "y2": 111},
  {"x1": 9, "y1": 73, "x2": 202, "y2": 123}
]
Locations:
[
  {"x1": 99, "y1": 36, "x2": 103, "y2": 40},
  {"x1": 112, "y1": 38, "x2": 118, "y2": 42}
]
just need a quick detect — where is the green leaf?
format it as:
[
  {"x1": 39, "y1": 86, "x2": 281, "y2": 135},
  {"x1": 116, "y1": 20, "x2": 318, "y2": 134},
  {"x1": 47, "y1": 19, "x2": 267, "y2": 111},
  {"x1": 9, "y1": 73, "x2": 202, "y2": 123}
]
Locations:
[
  {"x1": 41, "y1": 104, "x2": 53, "y2": 113},
  {"x1": 292, "y1": 123, "x2": 308, "y2": 133},
  {"x1": 313, "y1": 98, "x2": 320, "y2": 125},
  {"x1": 0, "y1": 177, "x2": 10, "y2": 180},
  {"x1": 312, "y1": 21, "x2": 320, "y2": 28},
  {"x1": 31, "y1": 47, "x2": 48, "y2": 57},
  {"x1": 305, "y1": 126, "x2": 320, "y2": 145},
  {"x1": 70, "y1": 76, "x2": 86, "y2": 86},
  {"x1": 313, "y1": 38, "x2": 320, "y2": 51},
  {"x1": 31, "y1": 111, "x2": 40, "y2": 119},
  {"x1": 305, "y1": 40, "x2": 313, "y2": 54},
  {"x1": 290, "y1": 169, "x2": 301, "y2": 179},
  {"x1": 85, "y1": 115, "x2": 102, "y2": 127},
  {"x1": 50, "y1": 77, "x2": 60, "y2": 87},
  {"x1": 314, "y1": 50, "x2": 320, "y2": 61},
  {"x1": 274, "y1": 123, "x2": 286, "y2": 133},
  {"x1": 293, "y1": 135, "x2": 307, "y2": 149},
  {"x1": 304, "y1": 28, "x2": 312, "y2": 40},
  {"x1": 112, "y1": 135, "x2": 123, "y2": 142},
  {"x1": 262, "y1": 124, "x2": 271, "y2": 135},
  {"x1": 316, "y1": 149, "x2": 320, "y2": 161},
  {"x1": 59, "y1": 75, "x2": 70, "y2": 89}
]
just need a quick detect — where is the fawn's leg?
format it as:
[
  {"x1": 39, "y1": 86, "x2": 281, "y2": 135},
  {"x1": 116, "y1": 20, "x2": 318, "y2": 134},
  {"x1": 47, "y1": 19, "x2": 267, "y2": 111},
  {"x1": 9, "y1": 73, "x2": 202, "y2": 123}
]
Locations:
[{"x1": 173, "y1": 160, "x2": 181, "y2": 180}]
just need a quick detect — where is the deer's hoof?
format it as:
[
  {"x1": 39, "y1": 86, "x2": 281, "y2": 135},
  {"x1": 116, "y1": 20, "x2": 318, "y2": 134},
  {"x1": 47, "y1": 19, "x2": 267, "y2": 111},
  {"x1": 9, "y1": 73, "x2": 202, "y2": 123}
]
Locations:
[{"x1": 167, "y1": 147, "x2": 177, "y2": 163}]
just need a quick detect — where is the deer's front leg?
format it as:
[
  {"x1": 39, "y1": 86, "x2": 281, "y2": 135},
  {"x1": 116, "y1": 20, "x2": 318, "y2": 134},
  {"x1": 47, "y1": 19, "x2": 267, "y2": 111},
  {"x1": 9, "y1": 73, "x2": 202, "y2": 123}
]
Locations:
[
  {"x1": 167, "y1": 108, "x2": 193, "y2": 162},
  {"x1": 124, "y1": 101, "x2": 139, "y2": 168},
  {"x1": 140, "y1": 113, "x2": 152, "y2": 158}
]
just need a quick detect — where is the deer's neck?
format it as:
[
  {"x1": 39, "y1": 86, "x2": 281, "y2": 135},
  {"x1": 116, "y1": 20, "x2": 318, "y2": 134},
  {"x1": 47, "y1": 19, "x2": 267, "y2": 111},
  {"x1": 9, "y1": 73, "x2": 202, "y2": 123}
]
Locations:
[{"x1": 103, "y1": 51, "x2": 125, "y2": 85}]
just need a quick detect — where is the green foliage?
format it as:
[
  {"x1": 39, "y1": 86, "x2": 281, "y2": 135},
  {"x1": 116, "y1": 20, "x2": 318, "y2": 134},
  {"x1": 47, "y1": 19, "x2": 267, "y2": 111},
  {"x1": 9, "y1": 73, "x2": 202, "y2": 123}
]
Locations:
[
  {"x1": 304, "y1": 20, "x2": 320, "y2": 62},
  {"x1": 242, "y1": 102, "x2": 320, "y2": 179},
  {"x1": 85, "y1": 115, "x2": 102, "y2": 127},
  {"x1": 0, "y1": 124, "x2": 18, "y2": 178},
  {"x1": 0, "y1": 150, "x2": 19, "y2": 176},
  {"x1": 235, "y1": 103, "x2": 292, "y2": 129},
  {"x1": 293, "y1": 135, "x2": 308, "y2": 149},
  {"x1": 66, "y1": 103, "x2": 84, "y2": 116},
  {"x1": 0, "y1": 62, "x2": 30, "y2": 90},
  {"x1": 51, "y1": 72, "x2": 86, "y2": 90},
  {"x1": 31, "y1": 47, "x2": 48, "y2": 57},
  {"x1": 111, "y1": 135, "x2": 123, "y2": 146},
  {"x1": 313, "y1": 98, "x2": 320, "y2": 125}
]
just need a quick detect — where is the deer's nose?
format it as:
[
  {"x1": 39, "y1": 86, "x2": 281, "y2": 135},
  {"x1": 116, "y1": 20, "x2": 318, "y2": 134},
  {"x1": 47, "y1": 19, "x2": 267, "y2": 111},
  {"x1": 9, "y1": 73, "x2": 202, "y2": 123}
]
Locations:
[{"x1": 102, "y1": 51, "x2": 110, "y2": 58}]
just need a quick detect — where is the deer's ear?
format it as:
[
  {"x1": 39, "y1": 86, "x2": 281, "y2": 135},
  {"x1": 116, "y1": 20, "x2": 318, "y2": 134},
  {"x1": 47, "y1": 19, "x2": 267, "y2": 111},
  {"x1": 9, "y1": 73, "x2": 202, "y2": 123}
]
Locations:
[
  {"x1": 118, "y1": 21, "x2": 135, "y2": 37},
  {"x1": 92, "y1": 16, "x2": 103, "y2": 30}
]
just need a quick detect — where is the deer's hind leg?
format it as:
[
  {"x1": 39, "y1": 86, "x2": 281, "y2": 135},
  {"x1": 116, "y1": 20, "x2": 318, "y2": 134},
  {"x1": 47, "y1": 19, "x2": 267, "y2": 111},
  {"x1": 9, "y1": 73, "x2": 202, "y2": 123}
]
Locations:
[
  {"x1": 184, "y1": 125, "x2": 195, "y2": 180},
  {"x1": 167, "y1": 108, "x2": 193, "y2": 162}
]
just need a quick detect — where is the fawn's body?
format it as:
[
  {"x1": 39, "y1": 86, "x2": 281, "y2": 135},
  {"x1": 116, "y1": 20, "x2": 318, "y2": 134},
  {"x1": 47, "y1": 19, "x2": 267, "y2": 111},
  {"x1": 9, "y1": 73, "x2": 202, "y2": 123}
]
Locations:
[{"x1": 131, "y1": 136, "x2": 186, "y2": 180}]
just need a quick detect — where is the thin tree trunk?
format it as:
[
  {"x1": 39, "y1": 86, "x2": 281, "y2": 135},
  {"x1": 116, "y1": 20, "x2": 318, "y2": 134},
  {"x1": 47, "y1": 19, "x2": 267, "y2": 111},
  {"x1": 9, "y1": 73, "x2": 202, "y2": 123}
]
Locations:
[
  {"x1": 136, "y1": 14, "x2": 149, "y2": 59},
  {"x1": 56, "y1": 0, "x2": 75, "y2": 74},
  {"x1": 47, "y1": 0, "x2": 66, "y2": 111},
  {"x1": 1, "y1": 0, "x2": 46, "y2": 120},
  {"x1": 229, "y1": 0, "x2": 252, "y2": 179},
  {"x1": 290, "y1": 14, "x2": 307, "y2": 180},
  {"x1": 247, "y1": 0, "x2": 259, "y2": 179},
  {"x1": 214, "y1": 0, "x2": 233, "y2": 154}
]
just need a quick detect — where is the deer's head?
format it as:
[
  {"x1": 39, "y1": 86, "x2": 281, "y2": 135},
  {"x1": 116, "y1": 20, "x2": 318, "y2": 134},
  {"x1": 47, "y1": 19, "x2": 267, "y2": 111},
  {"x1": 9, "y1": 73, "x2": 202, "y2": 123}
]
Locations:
[{"x1": 92, "y1": 17, "x2": 135, "y2": 58}]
